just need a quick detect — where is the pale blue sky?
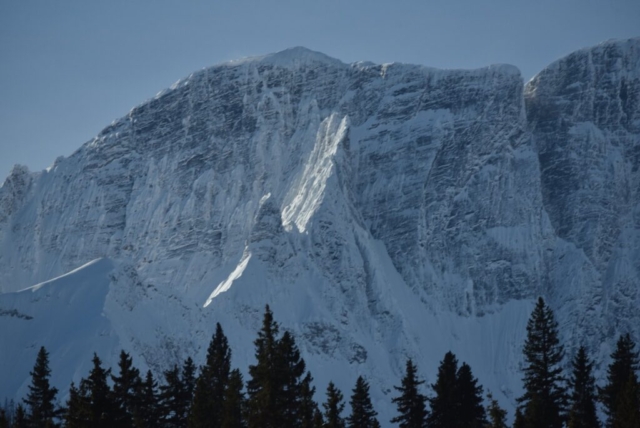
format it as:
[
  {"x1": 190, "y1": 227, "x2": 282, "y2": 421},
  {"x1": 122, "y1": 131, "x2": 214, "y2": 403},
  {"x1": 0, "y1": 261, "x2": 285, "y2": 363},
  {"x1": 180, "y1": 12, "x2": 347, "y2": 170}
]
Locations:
[{"x1": 1, "y1": 0, "x2": 639, "y2": 180}]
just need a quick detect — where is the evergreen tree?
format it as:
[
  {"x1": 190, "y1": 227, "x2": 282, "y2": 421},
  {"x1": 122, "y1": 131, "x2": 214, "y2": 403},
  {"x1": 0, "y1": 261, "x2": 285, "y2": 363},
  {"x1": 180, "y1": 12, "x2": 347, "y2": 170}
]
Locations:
[
  {"x1": 599, "y1": 333, "x2": 639, "y2": 428},
  {"x1": 159, "y1": 365, "x2": 185, "y2": 428},
  {"x1": 111, "y1": 350, "x2": 142, "y2": 428},
  {"x1": 298, "y1": 372, "x2": 320, "y2": 428},
  {"x1": 313, "y1": 408, "x2": 325, "y2": 428},
  {"x1": 276, "y1": 331, "x2": 307, "y2": 426},
  {"x1": 13, "y1": 405, "x2": 28, "y2": 428},
  {"x1": 512, "y1": 408, "x2": 526, "y2": 428},
  {"x1": 0, "y1": 409, "x2": 7, "y2": 428},
  {"x1": 189, "y1": 323, "x2": 232, "y2": 428},
  {"x1": 517, "y1": 297, "x2": 567, "y2": 428},
  {"x1": 80, "y1": 353, "x2": 114, "y2": 428},
  {"x1": 2, "y1": 399, "x2": 15, "y2": 426},
  {"x1": 426, "y1": 351, "x2": 459, "y2": 428},
  {"x1": 62, "y1": 382, "x2": 90, "y2": 428},
  {"x1": 485, "y1": 393, "x2": 507, "y2": 428},
  {"x1": 23, "y1": 346, "x2": 60, "y2": 427},
  {"x1": 134, "y1": 370, "x2": 160, "y2": 428},
  {"x1": 159, "y1": 358, "x2": 197, "y2": 427},
  {"x1": 323, "y1": 381, "x2": 346, "y2": 428},
  {"x1": 346, "y1": 376, "x2": 379, "y2": 428},
  {"x1": 181, "y1": 357, "x2": 197, "y2": 421},
  {"x1": 611, "y1": 377, "x2": 640, "y2": 428},
  {"x1": 246, "y1": 306, "x2": 310, "y2": 427},
  {"x1": 247, "y1": 305, "x2": 281, "y2": 428},
  {"x1": 456, "y1": 363, "x2": 486, "y2": 428},
  {"x1": 567, "y1": 346, "x2": 599, "y2": 428},
  {"x1": 390, "y1": 358, "x2": 428, "y2": 428},
  {"x1": 221, "y1": 369, "x2": 246, "y2": 428}
]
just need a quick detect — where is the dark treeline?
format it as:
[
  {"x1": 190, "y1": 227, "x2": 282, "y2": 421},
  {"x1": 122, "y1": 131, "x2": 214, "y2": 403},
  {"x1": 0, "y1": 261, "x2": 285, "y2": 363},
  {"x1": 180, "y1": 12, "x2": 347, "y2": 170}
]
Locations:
[{"x1": 1, "y1": 299, "x2": 639, "y2": 428}]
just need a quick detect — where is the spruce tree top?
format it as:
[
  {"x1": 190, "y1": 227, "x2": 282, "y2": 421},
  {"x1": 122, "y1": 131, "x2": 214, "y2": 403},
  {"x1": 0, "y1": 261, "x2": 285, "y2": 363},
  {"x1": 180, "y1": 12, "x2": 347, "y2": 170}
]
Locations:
[
  {"x1": 189, "y1": 322, "x2": 232, "y2": 428},
  {"x1": 390, "y1": 358, "x2": 428, "y2": 428},
  {"x1": 518, "y1": 297, "x2": 567, "y2": 428},
  {"x1": 520, "y1": 297, "x2": 566, "y2": 400},
  {"x1": 324, "y1": 382, "x2": 346, "y2": 428},
  {"x1": 347, "y1": 376, "x2": 379, "y2": 428},
  {"x1": 599, "y1": 333, "x2": 639, "y2": 423},
  {"x1": 24, "y1": 346, "x2": 60, "y2": 426},
  {"x1": 427, "y1": 351, "x2": 458, "y2": 428},
  {"x1": 486, "y1": 393, "x2": 508, "y2": 428},
  {"x1": 567, "y1": 346, "x2": 599, "y2": 428},
  {"x1": 456, "y1": 362, "x2": 486, "y2": 426}
]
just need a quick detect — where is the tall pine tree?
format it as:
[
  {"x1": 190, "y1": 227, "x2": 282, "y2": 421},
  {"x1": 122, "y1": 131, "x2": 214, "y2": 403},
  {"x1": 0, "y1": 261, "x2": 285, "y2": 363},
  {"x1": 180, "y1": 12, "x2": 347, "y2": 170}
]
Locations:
[
  {"x1": 134, "y1": 370, "x2": 160, "y2": 428},
  {"x1": 0, "y1": 409, "x2": 7, "y2": 428},
  {"x1": 611, "y1": 377, "x2": 640, "y2": 428},
  {"x1": 80, "y1": 353, "x2": 115, "y2": 428},
  {"x1": 247, "y1": 305, "x2": 281, "y2": 428},
  {"x1": 517, "y1": 297, "x2": 567, "y2": 428},
  {"x1": 390, "y1": 359, "x2": 428, "y2": 428},
  {"x1": 23, "y1": 346, "x2": 60, "y2": 427},
  {"x1": 1, "y1": 399, "x2": 14, "y2": 427},
  {"x1": 599, "y1": 333, "x2": 639, "y2": 428},
  {"x1": 426, "y1": 352, "x2": 459, "y2": 428},
  {"x1": 567, "y1": 346, "x2": 599, "y2": 428},
  {"x1": 298, "y1": 372, "x2": 320, "y2": 428},
  {"x1": 181, "y1": 357, "x2": 197, "y2": 419},
  {"x1": 455, "y1": 362, "x2": 486, "y2": 428},
  {"x1": 246, "y1": 306, "x2": 311, "y2": 427},
  {"x1": 189, "y1": 323, "x2": 231, "y2": 428},
  {"x1": 485, "y1": 393, "x2": 507, "y2": 428},
  {"x1": 221, "y1": 369, "x2": 246, "y2": 428},
  {"x1": 512, "y1": 408, "x2": 526, "y2": 428},
  {"x1": 62, "y1": 381, "x2": 90, "y2": 428},
  {"x1": 12, "y1": 405, "x2": 28, "y2": 428},
  {"x1": 347, "y1": 376, "x2": 379, "y2": 428},
  {"x1": 313, "y1": 408, "x2": 325, "y2": 428},
  {"x1": 276, "y1": 331, "x2": 307, "y2": 426},
  {"x1": 111, "y1": 350, "x2": 142, "y2": 428},
  {"x1": 323, "y1": 381, "x2": 346, "y2": 428},
  {"x1": 159, "y1": 364, "x2": 185, "y2": 428},
  {"x1": 159, "y1": 357, "x2": 197, "y2": 427}
]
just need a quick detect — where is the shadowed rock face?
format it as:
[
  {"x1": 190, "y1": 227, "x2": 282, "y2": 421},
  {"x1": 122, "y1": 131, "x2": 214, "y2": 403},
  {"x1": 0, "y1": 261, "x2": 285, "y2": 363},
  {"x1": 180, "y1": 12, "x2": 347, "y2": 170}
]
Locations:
[
  {"x1": 526, "y1": 38, "x2": 640, "y2": 346},
  {"x1": 528, "y1": 39, "x2": 640, "y2": 261},
  {"x1": 0, "y1": 40, "x2": 638, "y2": 418}
]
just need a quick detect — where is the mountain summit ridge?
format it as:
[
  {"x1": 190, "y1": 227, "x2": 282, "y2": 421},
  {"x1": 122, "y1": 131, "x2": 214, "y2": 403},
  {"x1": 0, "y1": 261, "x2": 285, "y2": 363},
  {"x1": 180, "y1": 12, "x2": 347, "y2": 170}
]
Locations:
[{"x1": 0, "y1": 38, "x2": 639, "y2": 423}]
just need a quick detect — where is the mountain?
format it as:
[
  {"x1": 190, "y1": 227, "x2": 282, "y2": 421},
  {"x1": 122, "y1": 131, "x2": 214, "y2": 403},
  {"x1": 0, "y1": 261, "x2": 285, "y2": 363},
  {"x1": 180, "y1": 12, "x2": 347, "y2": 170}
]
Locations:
[{"x1": 1, "y1": 39, "x2": 638, "y2": 423}]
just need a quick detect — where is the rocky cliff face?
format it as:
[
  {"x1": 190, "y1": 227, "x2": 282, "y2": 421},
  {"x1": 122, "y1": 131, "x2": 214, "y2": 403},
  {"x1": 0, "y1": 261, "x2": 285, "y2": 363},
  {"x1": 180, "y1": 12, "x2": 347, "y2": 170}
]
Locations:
[
  {"x1": 1, "y1": 39, "x2": 638, "y2": 421},
  {"x1": 526, "y1": 39, "x2": 640, "y2": 357}
]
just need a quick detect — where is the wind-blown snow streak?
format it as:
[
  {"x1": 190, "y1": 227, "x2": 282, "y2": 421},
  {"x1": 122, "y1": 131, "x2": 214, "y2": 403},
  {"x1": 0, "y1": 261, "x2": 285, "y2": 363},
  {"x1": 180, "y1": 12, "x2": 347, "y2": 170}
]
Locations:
[
  {"x1": 204, "y1": 251, "x2": 251, "y2": 306},
  {"x1": 282, "y1": 114, "x2": 349, "y2": 233}
]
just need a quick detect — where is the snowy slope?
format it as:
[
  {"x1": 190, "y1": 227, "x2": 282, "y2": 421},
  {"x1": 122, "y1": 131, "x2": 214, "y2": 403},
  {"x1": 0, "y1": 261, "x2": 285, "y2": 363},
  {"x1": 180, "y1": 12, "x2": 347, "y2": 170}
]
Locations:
[
  {"x1": 0, "y1": 259, "x2": 120, "y2": 400},
  {"x1": 1, "y1": 39, "x2": 639, "y2": 424}
]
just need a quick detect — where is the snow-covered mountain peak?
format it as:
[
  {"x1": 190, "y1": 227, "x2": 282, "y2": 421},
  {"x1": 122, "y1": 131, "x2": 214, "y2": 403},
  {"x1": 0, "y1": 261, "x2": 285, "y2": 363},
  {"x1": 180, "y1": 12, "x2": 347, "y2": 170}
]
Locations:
[
  {"x1": 0, "y1": 164, "x2": 32, "y2": 224},
  {"x1": 1, "y1": 164, "x2": 30, "y2": 187},
  {"x1": 216, "y1": 46, "x2": 346, "y2": 70},
  {"x1": 527, "y1": 37, "x2": 640, "y2": 88},
  {"x1": 260, "y1": 46, "x2": 347, "y2": 68},
  {"x1": 1, "y1": 40, "x2": 639, "y2": 425}
]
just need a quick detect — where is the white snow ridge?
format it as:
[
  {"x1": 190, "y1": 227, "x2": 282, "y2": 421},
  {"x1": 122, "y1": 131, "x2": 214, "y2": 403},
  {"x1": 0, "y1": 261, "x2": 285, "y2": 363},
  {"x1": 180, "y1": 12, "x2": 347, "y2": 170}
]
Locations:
[
  {"x1": 205, "y1": 250, "x2": 252, "y2": 306},
  {"x1": 1, "y1": 40, "x2": 639, "y2": 424}
]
